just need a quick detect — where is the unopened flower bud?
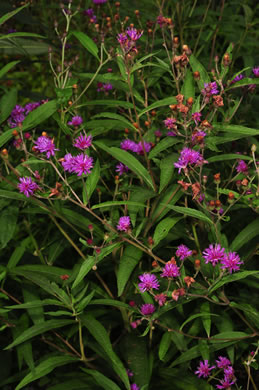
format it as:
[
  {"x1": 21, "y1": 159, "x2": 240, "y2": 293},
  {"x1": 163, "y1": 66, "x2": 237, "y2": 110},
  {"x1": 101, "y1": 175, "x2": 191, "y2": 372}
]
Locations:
[
  {"x1": 215, "y1": 199, "x2": 221, "y2": 208},
  {"x1": 42, "y1": 131, "x2": 48, "y2": 137},
  {"x1": 187, "y1": 97, "x2": 193, "y2": 106},
  {"x1": 193, "y1": 71, "x2": 200, "y2": 80},
  {"x1": 134, "y1": 10, "x2": 140, "y2": 16},
  {"x1": 60, "y1": 274, "x2": 69, "y2": 280},
  {"x1": 92, "y1": 265, "x2": 97, "y2": 271},
  {"x1": 88, "y1": 224, "x2": 93, "y2": 231},
  {"x1": 202, "y1": 175, "x2": 208, "y2": 184},
  {"x1": 194, "y1": 259, "x2": 200, "y2": 269},
  {"x1": 251, "y1": 144, "x2": 257, "y2": 153},
  {"x1": 151, "y1": 110, "x2": 156, "y2": 117},
  {"x1": 227, "y1": 192, "x2": 235, "y2": 204},
  {"x1": 209, "y1": 200, "x2": 215, "y2": 210},
  {"x1": 12, "y1": 130, "x2": 19, "y2": 137},
  {"x1": 214, "y1": 173, "x2": 221, "y2": 184},
  {"x1": 1, "y1": 148, "x2": 8, "y2": 157},
  {"x1": 152, "y1": 260, "x2": 158, "y2": 268},
  {"x1": 223, "y1": 53, "x2": 231, "y2": 66}
]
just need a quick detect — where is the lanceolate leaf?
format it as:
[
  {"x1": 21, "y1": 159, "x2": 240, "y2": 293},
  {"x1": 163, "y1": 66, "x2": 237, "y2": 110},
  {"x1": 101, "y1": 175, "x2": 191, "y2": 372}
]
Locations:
[
  {"x1": 231, "y1": 219, "x2": 259, "y2": 251},
  {"x1": 149, "y1": 137, "x2": 180, "y2": 159},
  {"x1": 226, "y1": 77, "x2": 259, "y2": 90},
  {"x1": 82, "y1": 369, "x2": 121, "y2": 390},
  {"x1": 15, "y1": 356, "x2": 78, "y2": 390},
  {"x1": 208, "y1": 271, "x2": 259, "y2": 294},
  {"x1": 0, "y1": 87, "x2": 17, "y2": 124},
  {"x1": 85, "y1": 158, "x2": 100, "y2": 201},
  {"x1": 82, "y1": 314, "x2": 130, "y2": 389},
  {"x1": 138, "y1": 97, "x2": 177, "y2": 118},
  {"x1": 92, "y1": 200, "x2": 146, "y2": 210},
  {"x1": 117, "y1": 245, "x2": 143, "y2": 296},
  {"x1": 163, "y1": 204, "x2": 213, "y2": 225},
  {"x1": 95, "y1": 142, "x2": 155, "y2": 190},
  {"x1": 5, "y1": 319, "x2": 74, "y2": 350},
  {"x1": 0, "y1": 3, "x2": 28, "y2": 25},
  {"x1": 153, "y1": 217, "x2": 182, "y2": 248},
  {"x1": 72, "y1": 257, "x2": 96, "y2": 289},
  {"x1": 181, "y1": 69, "x2": 195, "y2": 99},
  {"x1": 73, "y1": 31, "x2": 99, "y2": 60},
  {"x1": 0, "y1": 61, "x2": 20, "y2": 78},
  {"x1": 0, "y1": 206, "x2": 18, "y2": 249},
  {"x1": 179, "y1": 313, "x2": 219, "y2": 331},
  {"x1": 213, "y1": 123, "x2": 259, "y2": 137},
  {"x1": 158, "y1": 332, "x2": 171, "y2": 361},
  {"x1": 207, "y1": 153, "x2": 251, "y2": 163}
]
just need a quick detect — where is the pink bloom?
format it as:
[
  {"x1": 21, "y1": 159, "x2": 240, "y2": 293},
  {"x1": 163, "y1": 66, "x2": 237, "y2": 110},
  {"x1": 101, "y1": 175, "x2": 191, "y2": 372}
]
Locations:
[
  {"x1": 164, "y1": 117, "x2": 177, "y2": 129},
  {"x1": 120, "y1": 139, "x2": 136, "y2": 152},
  {"x1": 117, "y1": 33, "x2": 128, "y2": 44},
  {"x1": 140, "y1": 303, "x2": 155, "y2": 316},
  {"x1": 116, "y1": 163, "x2": 129, "y2": 176},
  {"x1": 93, "y1": 0, "x2": 107, "y2": 4},
  {"x1": 138, "y1": 273, "x2": 160, "y2": 292},
  {"x1": 176, "y1": 244, "x2": 192, "y2": 260},
  {"x1": 135, "y1": 141, "x2": 152, "y2": 155},
  {"x1": 72, "y1": 154, "x2": 94, "y2": 176},
  {"x1": 253, "y1": 66, "x2": 259, "y2": 78},
  {"x1": 68, "y1": 116, "x2": 83, "y2": 127},
  {"x1": 216, "y1": 356, "x2": 232, "y2": 369},
  {"x1": 154, "y1": 293, "x2": 167, "y2": 306},
  {"x1": 221, "y1": 251, "x2": 243, "y2": 273},
  {"x1": 195, "y1": 360, "x2": 215, "y2": 378},
  {"x1": 201, "y1": 82, "x2": 219, "y2": 97},
  {"x1": 18, "y1": 177, "x2": 38, "y2": 197},
  {"x1": 62, "y1": 153, "x2": 75, "y2": 173},
  {"x1": 73, "y1": 133, "x2": 92, "y2": 150},
  {"x1": 126, "y1": 27, "x2": 143, "y2": 41},
  {"x1": 192, "y1": 112, "x2": 202, "y2": 125},
  {"x1": 203, "y1": 244, "x2": 225, "y2": 266},
  {"x1": 34, "y1": 136, "x2": 58, "y2": 158},
  {"x1": 174, "y1": 147, "x2": 206, "y2": 173},
  {"x1": 130, "y1": 384, "x2": 140, "y2": 390},
  {"x1": 236, "y1": 160, "x2": 248, "y2": 174},
  {"x1": 117, "y1": 216, "x2": 131, "y2": 232},
  {"x1": 161, "y1": 263, "x2": 180, "y2": 278}
]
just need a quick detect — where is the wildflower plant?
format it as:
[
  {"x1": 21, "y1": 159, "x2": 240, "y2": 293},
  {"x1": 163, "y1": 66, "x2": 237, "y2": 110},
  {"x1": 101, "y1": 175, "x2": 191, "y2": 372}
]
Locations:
[{"x1": 0, "y1": 1, "x2": 259, "y2": 390}]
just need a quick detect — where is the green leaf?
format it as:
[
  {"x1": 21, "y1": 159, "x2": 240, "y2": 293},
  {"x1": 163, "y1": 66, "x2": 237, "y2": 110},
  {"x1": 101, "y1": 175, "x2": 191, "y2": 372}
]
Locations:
[
  {"x1": 82, "y1": 314, "x2": 130, "y2": 389},
  {"x1": 92, "y1": 200, "x2": 146, "y2": 210},
  {"x1": 5, "y1": 319, "x2": 74, "y2": 350},
  {"x1": 93, "y1": 112, "x2": 137, "y2": 131},
  {"x1": 0, "y1": 206, "x2": 18, "y2": 249},
  {"x1": 180, "y1": 313, "x2": 218, "y2": 331},
  {"x1": 82, "y1": 369, "x2": 121, "y2": 390},
  {"x1": 72, "y1": 257, "x2": 95, "y2": 289},
  {"x1": 200, "y1": 302, "x2": 211, "y2": 337},
  {"x1": 89, "y1": 299, "x2": 130, "y2": 309},
  {"x1": 117, "y1": 245, "x2": 143, "y2": 296},
  {"x1": 210, "y1": 331, "x2": 250, "y2": 343},
  {"x1": 78, "y1": 99, "x2": 134, "y2": 109},
  {"x1": 199, "y1": 339, "x2": 210, "y2": 361},
  {"x1": 158, "y1": 332, "x2": 171, "y2": 361},
  {"x1": 153, "y1": 217, "x2": 182, "y2": 248},
  {"x1": 0, "y1": 60, "x2": 20, "y2": 78},
  {"x1": 159, "y1": 154, "x2": 177, "y2": 193},
  {"x1": 0, "y1": 87, "x2": 17, "y2": 124},
  {"x1": 5, "y1": 299, "x2": 63, "y2": 310},
  {"x1": 226, "y1": 77, "x2": 259, "y2": 91},
  {"x1": 0, "y1": 3, "x2": 28, "y2": 25},
  {"x1": 231, "y1": 219, "x2": 259, "y2": 251},
  {"x1": 22, "y1": 100, "x2": 57, "y2": 130},
  {"x1": 0, "y1": 38, "x2": 49, "y2": 56},
  {"x1": 138, "y1": 97, "x2": 177, "y2": 118},
  {"x1": 162, "y1": 204, "x2": 213, "y2": 225},
  {"x1": 15, "y1": 356, "x2": 78, "y2": 390},
  {"x1": 220, "y1": 42, "x2": 234, "y2": 80},
  {"x1": 72, "y1": 31, "x2": 99, "y2": 60},
  {"x1": 22, "y1": 287, "x2": 44, "y2": 324},
  {"x1": 181, "y1": 69, "x2": 195, "y2": 98},
  {"x1": 207, "y1": 153, "x2": 252, "y2": 163},
  {"x1": 208, "y1": 271, "x2": 259, "y2": 294},
  {"x1": 149, "y1": 137, "x2": 180, "y2": 159},
  {"x1": 189, "y1": 54, "x2": 210, "y2": 91},
  {"x1": 85, "y1": 158, "x2": 100, "y2": 201},
  {"x1": 230, "y1": 302, "x2": 259, "y2": 328},
  {"x1": 95, "y1": 142, "x2": 155, "y2": 190},
  {"x1": 213, "y1": 123, "x2": 259, "y2": 137}
]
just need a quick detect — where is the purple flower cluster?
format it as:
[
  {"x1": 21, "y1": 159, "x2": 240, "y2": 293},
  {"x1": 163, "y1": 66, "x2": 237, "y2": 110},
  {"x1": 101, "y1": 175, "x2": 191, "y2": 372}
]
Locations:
[
  {"x1": 34, "y1": 136, "x2": 59, "y2": 159},
  {"x1": 174, "y1": 147, "x2": 206, "y2": 173},
  {"x1": 176, "y1": 244, "x2": 192, "y2": 260},
  {"x1": 18, "y1": 177, "x2": 39, "y2": 198},
  {"x1": 201, "y1": 82, "x2": 219, "y2": 97},
  {"x1": 97, "y1": 82, "x2": 113, "y2": 92},
  {"x1": 83, "y1": 8, "x2": 97, "y2": 23},
  {"x1": 253, "y1": 66, "x2": 259, "y2": 78},
  {"x1": 92, "y1": 0, "x2": 107, "y2": 4},
  {"x1": 161, "y1": 263, "x2": 180, "y2": 278},
  {"x1": 192, "y1": 112, "x2": 202, "y2": 125},
  {"x1": 203, "y1": 244, "x2": 243, "y2": 273},
  {"x1": 236, "y1": 160, "x2": 248, "y2": 174},
  {"x1": 68, "y1": 116, "x2": 83, "y2": 127},
  {"x1": 164, "y1": 117, "x2": 177, "y2": 129},
  {"x1": 195, "y1": 360, "x2": 215, "y2": 378},
  {"x1": 73, "y1": 133, "x2": 92, "y2": 150},
  {"x1": 195, "y1": 357, "x2": 236, "y2": 388},
  {"x1": 117, "y1": 216, "x2": 131, "y2": 232},
  {"x1": 120, "y1": 139, "x2": 152, "y2": 155},
  {"x1": 231, "y1": 73, "x2": 244, "y2": 84},
  {"x1": 138, "y1": 273, "x2": 160, "y2": 292},
  {"x1": 117, "y1": 28, "x2": 143, "y2": 54},
  {"x1": 140, "y1": 303, "x2": 155, "y2": 316},
  {"x1": 62, "y1": 153, "x2": 94, "y2": 176},
  {"x1": 116, "y1": 163, "x2": 129, "y2": 176},
  {"x1": 8, "y1": 101, "x2": 42, "y2": 128}
]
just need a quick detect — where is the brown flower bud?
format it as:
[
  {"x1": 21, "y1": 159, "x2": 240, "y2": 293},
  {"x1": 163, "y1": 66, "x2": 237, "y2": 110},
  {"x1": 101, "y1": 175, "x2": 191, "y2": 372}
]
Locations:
[
  {"x1": 133, "y1": 122, "x2": 138, "y2": 129},
  {"x1": 151, "y1": 110, "x2": 156, "y2": 117},
  {"x1": 215, "y1": 199, "x2": 221, "y2": 208},
  {"x1": 214, "y1": 173, "x2": 221, "y2": 184},
  {"x1": 60, "y1": 274, "x2": 70, "y2": 280},
  {"x1": 223, "y1": 53, "x2": 231, "y2": 66},
  {"x1": 42, "y1": 131, "x2": 47, "y2": 137},
  {"x1": 115, "y1": 1, "x2": 120, "y2": 7},
  {"x1": 193, "y1": 71, "x2": 200, "y2": 80},
  {"x1": 134, "y1": 10, "x2": 140, "y2": 16},
  {"x1": 187, "y1": 97, "x2": 193, "y2": 106},
  {"x1": 152, "y1": 260, "x2": 158, "y2": 268},
  {"x1": 12, "y1": 130, "x2": 19, "y2": 137},
  {"x1": 1, "y1": 148, "x2": 8, "y2": 157},
  {"x1": 148, "y1": 236, "x2": 154, "y2": 246},
  {"x1": 144, "y1": 121, "x2": 150, "y2": 127},
  {"x1": 194, "y1": 259, "x2": 201, "y2": 269},
  {"x1": 184, "y1": 276, "x2": 195, "y2": 288}
]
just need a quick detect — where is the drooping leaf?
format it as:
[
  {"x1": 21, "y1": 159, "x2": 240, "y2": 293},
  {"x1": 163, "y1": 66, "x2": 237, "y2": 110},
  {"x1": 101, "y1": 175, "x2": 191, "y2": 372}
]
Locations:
[
  {"x1": 179, "y1": 313, "x2": 218, "y2": 331},
  {"x1": 0, "y1": 38, "x2": 49, "y2": 56},
  {"x1": 0, "y1": 87, "x2": 17, "y2": 124},
  {"x1": 153, "y1": 217, "x2": 182, "y2": 248},
  {"x1": 82, "y1": 369, "x2": 121, "y2": 390},
  {"x1": 159, "y1": 154, "x2": 177, "y2": 193},
  {"x1": 117, "y1": 245, "x2": 143, "y2": 296},
  {"x1": 72, "y1": 257, "x2": 96, "y2": 289},
  {"x1": 15, "y1": 356, "x2": 78, "y2": 390},
  {"x1": 0, "y1": 206, "x2": 18, "y2": 249},
  {"x1": 138, "y1": 97, "x2": 177, "y2": 118},
  {"x1": 92, "y1": 200, "x2": 146, "y2": 210},
  {"x1": 0, "y1": 60, "x2": 20, "y2": 78},
  {"x1": 231, "y1": 219, "x2": 259, "y2": 251},
  {"x1": 149, "y1": 138, "x2": 180, "y2": 159},
  {"x1": 207, "y1": 153, "x2": 251, "y2": 163},
  {"x1": 73, "y1": 31, "x2": 99, "y2": 60},
  {"x1": 158, "y1": 332, "x2": 172, "y2": 361},
  {"x1": 5, "y1": 319, "x2": 74, "y2": 350},
  {"x1": 163, "y1": 204, "x2": 213, "y2": 225},
  {"x1": 0, "y1": 3, "x2": 29, "y2": 25},
  {"x1": 208, "y1": 271, "x2": 259, "y2": 294}
]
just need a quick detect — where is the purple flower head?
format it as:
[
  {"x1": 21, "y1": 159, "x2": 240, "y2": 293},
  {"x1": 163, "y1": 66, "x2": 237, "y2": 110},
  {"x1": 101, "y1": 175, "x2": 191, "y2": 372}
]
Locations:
[
  {"x1": 117, "y1": 216, "x2": 131, "y2": 232},
  {"x1": 138, "y1": 273, "x2": 160, "y2": 292},
  {"x1": 117, "y1": 33, "x2": 128, "y2": 45},
  {"x1": 84, "y1": 8, "x2": 95, "y2": 17},
  {"x1": 253, "y1": 66, "x2": 259, "y2": 78},
  {"x1": 174, "y1": 147, "x2": 206, "y2": 173},
  {"x1": 62, "y1": 153, "x2": 75, "y2": 173},
  {"x1": 120, "y1": 139, "x2": 136, "y2": 152},
  {"x1": 155, "y1": 130, "x2": 162, "y2": 137},
  {"x1": 103, "y1": 83, "x2": 113, "y2": 92},
  {"x1": 167, "y1": 131, "x2": 177, "y2": 136},
  {"x1": 34, "y1": 136, "x2": 58, "y2": 159},
  {"x1": 176, "y1": 244, "x2": 192, "y2": 260},
  {"x1": 216, "y1": 356, "x2": 232, "y2": 369},
  {"x1": 126, "y1": 27, "x2": 143, "y2": 41},
  {"x1": 192, "y1": 112, "x2": 202, "y2": 125},
  {"x1": 11, "y1": 105, "x2": 25, "y2": 116},
  {"x1": 18, "y1": 177, "x2": 39, "y2": 198},
  {"x1": 202, "y1": 81, "x2": 219, "y2": 97},
  {"x1": 192, "y1": 131, "x2": 206, "y2": 143},
  {"x1": 231, "y1": 73, "x2": 244, "y2": 84},
  {"x1": 116, "y1": 162, "x2": 129, "y2": 176},
  {"x1": 224, "y1": 365, "x2": 235, "y2": 379},
  {"x1": 216, "y1": 376, "x2": 236, "y2": 389},
  {"x1": 24, "y1": 102, "x2": 40, "y2": 114},
  {"x1": 195, "y1": 360, "x2": 215, "y2": 378},
  {"x1": 155, "y1": 293, "x2": 167, "y2": 306},
  {"x1": 127, "y1": 369, "x2": 134, "y2": 378},
  {"x1": 221, "y1": 251, "x2": 243, "y2": 273},
  {"x1": 161, "y1": 263, "x2": 180, "y2": 278},
  {"x1": 130, "y1": 385, "x2": 140, "y2": 390},
  {"x1": 140, "y1": 303, "x2": 155, "y2": 316},
  {"x1": 236, "y1": 160, "x2": 248, "y2": 174},
  {"x1": 93, "y1": 0, "x2": 107, "y2": 4},
  {"x1": 8, "y1": 104, "x2": 26, "y2": 127},
  {"x1": 164, "y1": 117, "x2": 177, "y2": 129},
  {"x1": 135, "y1": 141, "x2": 152, "y2": 155},
  {"x1": 73, "y1": 133, "x2": 92, "y2": 150},
  {"x1": 68, "y1": 116, "x2": 83, "y2": 127},
  {"x1": 72, "y1": 154, "x2": 94, "y2": 176},
  {"x1": 203, "y1": 244, "x2": 225, "y2": 266}
]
